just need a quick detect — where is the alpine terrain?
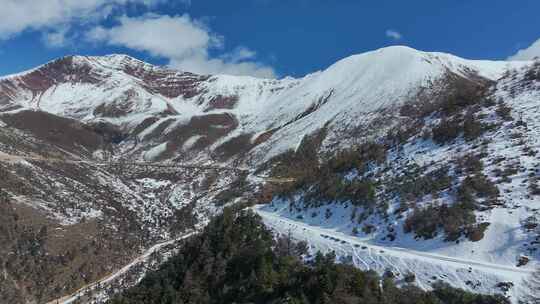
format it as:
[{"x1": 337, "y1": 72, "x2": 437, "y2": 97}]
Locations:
[{"x1": 0, "y1": 46, "x2": 538, "y2": 303}]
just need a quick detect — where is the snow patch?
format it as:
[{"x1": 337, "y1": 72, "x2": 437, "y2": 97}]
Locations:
[
  {"x1": 182, "y1": 135, "x2": 203, "y2": 151},
  {"x1": 144, "y1": 142, "x2": 168, "y2": 161}
]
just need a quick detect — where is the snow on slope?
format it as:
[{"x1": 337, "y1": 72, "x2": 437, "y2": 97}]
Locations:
[
  {"x1": 0, "y1": 46, "x2": 529, "y2": 163},
  {"x1": 239, "y1": 47, "x2": 520, "y2": 160},
  {"x1": 189, "y1": 46, "x2": 527, "y2": 162},
  {"x1": 251, "y1": 61, "x2": 540, "y2": 303},
  {"x1": 254, "y1": 205, "x2": 531, "y2": 302},
  {"x1": 0, "y1": 55, "x2": 168, "y2": 127},
  {"x1": 0, "y1": 46, "x2": 538, "y2": 303}
]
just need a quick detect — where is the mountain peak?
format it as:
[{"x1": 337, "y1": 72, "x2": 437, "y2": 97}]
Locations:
[
  {"x1": 58, "y1": 53, "x2": 142, "y2": 63},
  {"x1": 371, "y1": 44, "x2": 421, "y2": 54},
  {"x1": 87, "y1": 54, "x2": 150, "y2": 66},
  {"x1": 66, "y1": 54, "x2": 160, "y2": 72},
  {"x1": 325, "y1": 45, "x2": 528, "y2": 82}
]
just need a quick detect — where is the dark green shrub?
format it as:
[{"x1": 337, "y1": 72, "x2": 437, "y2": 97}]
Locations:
[
  {"x1": 397, "y1": 166, "x2": 452, "y2": 201},
  {"x1": 431, "y1": 281, "x2": 509, "y2": 304},
  {"x1": 432, "y1": 118, "x2": 461, "y2": 144},
  {"x1": 404, "y1": 206, "x2": 440, "y2": 239},
  {"x1": 362, "y1": 224, "x2": 375, "y2": 234},
  {"x1": 345, "y1": 180, "x2": 376, "y2": 206},
  {"x1": 463, "y1": 112, "x2": 490, "y2": 141},
  {"x1": 496, "y1": 103, "x2": 512, "y2": 121},
  {"x1": 458, "y1": 175, "x2": 499, "y2": 205},
  {"x1": 404, "y1": 272, "x2": 416, "y2": 283},
  {"x1": 457, "y1": 154, "x2": 484, "y2": 174},
  {"x1": 529, "y1": 177, "x2": 540, "y2": 196},
  {"x1": 404, "y1": 202, "x2": 477, "y2": 241},
  {"x1": 465, "y1": 223, "x2": 490, "y2": 242},
  {"x1": 109, "y1": 209, "x2": 509, "y2": 304}
]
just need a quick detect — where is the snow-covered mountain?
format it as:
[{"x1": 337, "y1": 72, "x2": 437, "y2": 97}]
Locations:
[
  {"x1": 0, "y1": 46, "x2": 526, "y2": 164},
  {"x1": 0, "y1": 46, "x2": 538, "y2": 303}
]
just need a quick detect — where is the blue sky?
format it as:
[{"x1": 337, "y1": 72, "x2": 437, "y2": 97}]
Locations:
[{"x1": 1, "y1": 0, "x2": 539, "y2": 78}]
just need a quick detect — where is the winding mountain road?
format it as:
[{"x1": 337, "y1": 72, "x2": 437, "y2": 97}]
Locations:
[
  {"x1": 254, "y1": 206, "x2": 534, "y2": 277},
  {"x1": 46, "y1": 232, "x2": 195, "y2": 304}
]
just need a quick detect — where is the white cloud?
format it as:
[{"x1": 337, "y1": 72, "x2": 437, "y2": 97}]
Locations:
[
  {"x1": 86, "y1": 14, "x2": 219, "y2": 58},
  {"x1": 169, "y1": 53, "x2": 276, "y2": 78},
  {"x1": 86, "y1": 14, "x2": 276, "y2": 78},
  {"x1": 385, "y1": 29, "x2": 402, "y2": 41},
  {"x1": 42, "y1": 28, "x2": 70, "y2": 48},
  {"x1": 221, "y1": 47, "x2": 257, "y2": 63},
  {"x1": 0, "y1": 1, "x2": 274, "y2": 78},
  {"x1": 508, "y1": 38, "x2": 540, "y2": 61},
  {"x1": 0, "y1": 0, "x2": 162, "y2": 40}
]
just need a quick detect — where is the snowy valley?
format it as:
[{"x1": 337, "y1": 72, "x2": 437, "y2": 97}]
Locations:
[{"x1": 0, "y1": 46, "x2": 538, "y2": 303}]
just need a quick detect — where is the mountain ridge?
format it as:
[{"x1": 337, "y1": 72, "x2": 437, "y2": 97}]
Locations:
[
  {"x1": 0, "y1": 45, "x2": 529, "y2": 81},
  {"x1": 0, "y1": 46, "x2": 538, "y2": 303},
  {"x1": 0, "y1": 45, "x2": 528, "y2": 166}
]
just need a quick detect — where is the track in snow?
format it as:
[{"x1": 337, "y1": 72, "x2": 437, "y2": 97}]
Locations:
[
  {"x1": 254, "y1": 206, "x2": 532, "y2": 301},
  {"x1": 255, "y1": 207, "x2": 532, "y2": 275}
]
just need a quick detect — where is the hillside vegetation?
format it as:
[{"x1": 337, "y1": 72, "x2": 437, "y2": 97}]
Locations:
[{"x1": 109, "y1": 208, "x2": 509, "y2": 304}]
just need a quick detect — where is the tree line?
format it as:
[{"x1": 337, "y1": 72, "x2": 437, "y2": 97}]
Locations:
[{"x1": 108, "y1": 207, "x2": 509, "y2": 304}]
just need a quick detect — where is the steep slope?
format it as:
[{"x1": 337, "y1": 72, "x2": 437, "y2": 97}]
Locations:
[
  {"x1": 0, "y1": 111, "x2": 245, "y2": 303},
  {"x1": 106, "y1": 209, "x2": 511, "y2": 304},
  {"x1": 255, "y1": 59, "x2": 540, "y2": 302},
  {"x1": 0, "y1": 46, "x2": 537, "y2": 303},
  {"x1": 0, "y1": 46, "x2": 524, "y2": 165}
]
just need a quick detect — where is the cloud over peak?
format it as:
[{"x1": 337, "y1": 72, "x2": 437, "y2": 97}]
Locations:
[
  {"x1": 385, "y1": 29, "x2": 402, "y2": 41},
  {"x1": 0, "y1": 0, "x2": 163, "y2": 40},
  {"x1": 0, "y1": 0, "x2": 275, "y2": 78},
  {"x1": 86, "y1": 14, "x2": 276, "y2": 78},
  {"x1": 86, "y1": 14, "x2": 219, "y2": 59}
]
